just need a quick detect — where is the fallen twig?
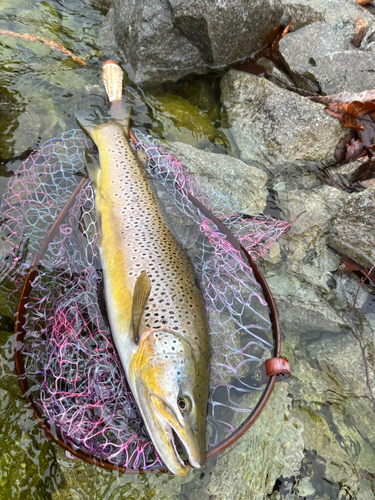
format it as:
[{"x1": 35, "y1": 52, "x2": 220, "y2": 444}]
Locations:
[
  {"x1": 0, "y1": 29, "x2": 86, "y2": 65},
  {"x1": 343, "y1": 263, "x2": 375, "y2": 413}
]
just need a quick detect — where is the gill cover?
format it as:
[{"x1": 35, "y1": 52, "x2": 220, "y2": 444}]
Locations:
[{"x1": 129, "y1": 331, "x2": 207, "y2": 477}]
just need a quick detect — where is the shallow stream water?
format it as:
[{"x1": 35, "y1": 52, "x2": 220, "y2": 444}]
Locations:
[{"x1": 0, "y1": 1, "x2": 375, "y2": 499}]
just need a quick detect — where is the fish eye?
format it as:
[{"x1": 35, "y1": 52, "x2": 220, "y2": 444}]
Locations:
[{"x1": 177, "y1": 396, "x2": 192, "y2": 413}]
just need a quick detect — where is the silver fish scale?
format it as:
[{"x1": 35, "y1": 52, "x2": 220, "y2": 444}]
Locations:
[{"x1": 100, "y1": 124, "x2": 207, "y2": 344}]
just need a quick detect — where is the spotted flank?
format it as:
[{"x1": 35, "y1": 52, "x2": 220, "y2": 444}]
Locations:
[{"x1": 79, "y1": 120, "x2": 210, "y2": 477}]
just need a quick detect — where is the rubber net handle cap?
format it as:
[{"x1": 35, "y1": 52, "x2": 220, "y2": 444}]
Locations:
[{"x1": 265, "y1": 357, "x2": 291, "y2": 380}]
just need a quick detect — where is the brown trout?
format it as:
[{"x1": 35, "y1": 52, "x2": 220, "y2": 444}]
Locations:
[{"x1": 79, "y1": 119, "x2": 210, "y2": 476}]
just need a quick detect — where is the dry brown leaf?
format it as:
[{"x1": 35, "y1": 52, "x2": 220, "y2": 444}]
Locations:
[
  {"x1": 340, "y1": 255, "x2": 375, "y2": 286},
  {"x1": 232, "y1": 60, "x2": 267, "y2": 76},
  {"x1": 351, "y1": 18, "x2": 368, "y2": 47},
  {"x1": 353, "y1": 0, "x2": 372, "y2": 5},
  {"x1": 326, "y1": 100, "x2": 375, "y2": 147},
  {"x1": 271, "y1": 17, "x2": 292, "y2": 60},
  {"x1": 360, "y1": 178, "x2": 375, "y2": 188},
  {"x1": 309, "y1": 89, "x2": 375, "y2": 105},
  {"x1": 346, "y1": 136, "x2": 365, "y2": 162}
]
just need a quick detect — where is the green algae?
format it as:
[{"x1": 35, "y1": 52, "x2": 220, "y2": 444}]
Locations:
[
  {"x1": 174, "y1": 79, "x2": 220, "y2": 124},
  {"x1": 149, "y1": 94, "x2": 218, "y2": 145},
  {"x1": 0, "y1": 388, "x2": 57, "y2": 499}
]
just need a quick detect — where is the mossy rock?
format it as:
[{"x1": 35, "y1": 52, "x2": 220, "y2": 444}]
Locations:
[
  {"x1": 175, "y1": 79, "x2": 220, "y2": 124},
  {"x1": 149, "y1": 94, "x2": 222, "y2": 147},
  {"x1": 0, "y1": 388, "x2": 57, "y2": 499}
]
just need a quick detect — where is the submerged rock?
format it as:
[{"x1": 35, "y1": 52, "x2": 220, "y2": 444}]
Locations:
[
  {"x1": 204, "y1": 384, "x2": 305, "y2": 500},
  {"x1": 104, "y1": 0, "x2": 283, "y2": 86},
  {"x1": 167, "y1": 142, "x2": 268, "y2": 214},
  {"x1": 0, "y1": 388, "x2": 55, "y2": 499},
  {"x1": 220, "y1": 70, "x2": 346, "y2": 175},
  {"x1": 149, "y1": 93, "x2": 221, "y2": 147},
  {"x1": 261, "y1": 180, "x2": 350, "y2": 344},
  {"x1": 330, "y1": 184, "x2": 375, "y2": 268},
  {"x1": 279, "y1": 22, "x2": 375, "y2": 95},
  {"x1": 281, "y1": 0, "x2": 374, "y2": 39}
]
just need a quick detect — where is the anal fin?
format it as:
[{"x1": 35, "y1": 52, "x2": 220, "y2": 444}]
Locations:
[{"x1": 132, "y1": 271, "x2": 151, "y2": 344}]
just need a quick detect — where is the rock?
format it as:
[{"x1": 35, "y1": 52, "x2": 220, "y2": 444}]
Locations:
[
  {"x1": 330, "y1": 184, "x2": 375, "y2": 268},
  {"x1": 279, "y1": 22, "x2": 375, "y2": 95},
  {"x1": 166, "y1": 142, "x2": 269, "y2": 214},
  {"x1": 105, "y1": 0, "x2": 283, "y2": 86},
  {"x1": 361, "y1": 22, "x2": 375, "y2": 51},
  {"x1": 267, "y1": 273, "x2": 347, "y2": 343},
  {"x1": 294, "y1": 476, "x2": 316, "y2": 497},
  {"x1": 260, "y1": 181, "x2": 350, "y2": 343},
  {"x1": 327, "y1": 161, "x2": 362, "y2": 189},
  {"x1": 281, "y1": 0, "x2": 374, "y2": 40},
  {"x1": 0, "y1": 388, "x2": 56, "y2": 499},
  {"x1": 288, "y1": 356, "x2": 375, "y2": 496},
  {"x1": 53, "y1": 446, "x2": 189, "y2": 500},
  {"x1": 257, "y1": 57, "x2": 295, "y2": 90},
  {"x1": 149, "y1": 94, "x2": 222, "y2": 147},
  {"x1": 307, "y1": 333, "x2": 374, "y2": 398},
  {"x1": 204, "y1": 384, "x2": 305, "y2": 500},
  {"x1": 220, "y1": 70, "x2": 346, "y2": 175}
]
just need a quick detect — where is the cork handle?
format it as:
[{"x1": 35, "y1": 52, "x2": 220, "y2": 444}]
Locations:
[{"x1": 102, "y1": 60, "x2": 123, "y2": 103}]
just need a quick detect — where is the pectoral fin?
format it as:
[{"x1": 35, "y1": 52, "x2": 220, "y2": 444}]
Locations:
[{"x1": 132, "y1": 271, "x2": 151, "y2": 344}]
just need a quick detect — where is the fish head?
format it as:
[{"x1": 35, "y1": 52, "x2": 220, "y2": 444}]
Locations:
[{"x1": 129, "y1": 330, "x2": 209, "y2": 477}]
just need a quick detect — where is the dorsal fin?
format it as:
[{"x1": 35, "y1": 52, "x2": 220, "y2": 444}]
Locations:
[{"x1": 132, "y1": 271, "x2": 151, "y2": 344}]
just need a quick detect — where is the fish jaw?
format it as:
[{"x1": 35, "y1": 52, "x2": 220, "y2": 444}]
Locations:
[
  {"x1": 150, "y1": 394, "x2": 206, "y2": 469},
  {"x1": 130, "y1": 372, "x2": 190, "y2": 477},
  {"x1": 128, "y1": 331, "x2": 208, "y2": 476}
]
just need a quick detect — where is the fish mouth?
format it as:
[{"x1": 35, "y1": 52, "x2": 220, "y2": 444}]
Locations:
[
  {"x1": 149, "y1": 394, "x2": 204, "y2": 473},
  {"x1": 167, "y1": 424, "x2": 187, "y2": 468}
]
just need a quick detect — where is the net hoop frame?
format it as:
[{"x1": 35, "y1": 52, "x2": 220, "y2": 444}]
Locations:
[{"x1": 14, "y1": 175, "x2": 281, "y2": 475}]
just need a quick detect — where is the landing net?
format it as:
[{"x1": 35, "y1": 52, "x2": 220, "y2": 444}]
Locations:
[{"x1": 0, "y1": 129, "x2": 289, "y2": 471}]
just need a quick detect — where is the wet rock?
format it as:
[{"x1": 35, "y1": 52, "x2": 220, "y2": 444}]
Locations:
[
  {"x1": 307, "y1": 333, "x2": 374, "y2": 398},
  {"x1": 279, "y1": 22, "x2": 375, "y2": 95},
  {"x1": 105, "y1": 0, "x2": 283, "y2": 86},
  {"x1": 267, "y1": 273, "x2": 347, "y2": 342},
  {"x1": 327, "y1": 161, "x2": 362, "y2": 189},
  {"x1": 0, "y1": 388, "x2": 56, "y2": 499},
  {"x1": 204, "y1": 384, "x2": 305, "y2": 500},
  {"x1": 11, "y1": 95, "x2": 65, "y2": 158},
  {"x1": 281, "y1": 0, "x2": 374, "y2": 40},
  {"x1": 266, "y1": 176, "x2": 348, "y2": 286},
  {"x1": 53, "y1": 446, "x2": 188, "y2": 500},
  {"x1": 289, "y1": 357, "x2": 375, "y2": 496},
  {"x1": 261, "y1": 181, "x2": 350, "y2": 343},
  {"x1": 172, "y1": 78, "x2": 220, "y2": 124},
  {"x1": 167, "y1": 142, "x2": 268, "y2": 214},
  {"x1": 361, "y1": 22, "x2": 375, "y2": 51},
  {"x1": 220, "y1": 70, "x2": 346, "y2": 175},
  {"x1": 149, "y1": 94, "x2": 221, "y2": 147},
  {"x1": 294, "y1": 476, "x2": 316, "y2": 497},
  {"x1": 330, "y1": 184, "x2": 375, "y2": 268}
]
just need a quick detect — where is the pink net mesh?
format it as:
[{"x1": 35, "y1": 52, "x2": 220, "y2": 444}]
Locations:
[{"x1": 0, "y1": 129, "x2": 289, "y2": 470}]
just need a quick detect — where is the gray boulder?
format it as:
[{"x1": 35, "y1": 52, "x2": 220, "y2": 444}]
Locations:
[
  {"x1": 279, "y1": 22, "x2": 375, "y2": 94},
  {"x1": 281, "y1": 0, "x2": 374, "y2": 40},
  {"x1": 167, "y1": 142, "x2": 269, "y2": 214},
  {"x1": 330, "y1": 184, "x2": 375, "y2": 268},
  {"x1": 105, "y1": 0, "x2": 283, "y2": 86},
  {"x1": 220, "y1": 70, "x2": 346, "y2": 174}
]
